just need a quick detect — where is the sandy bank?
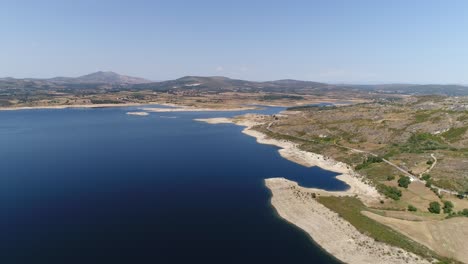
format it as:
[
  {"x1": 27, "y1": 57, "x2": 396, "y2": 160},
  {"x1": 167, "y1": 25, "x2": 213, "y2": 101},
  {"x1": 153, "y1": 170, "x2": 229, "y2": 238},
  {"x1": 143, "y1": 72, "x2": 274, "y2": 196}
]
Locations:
[
  {"x1": 242, "y1": 125, "x2": 379, "y2": 199},
  {"x1": 126, "y1": 111, "x2": 149, "y2": 116},
  {"x1": 193, "y1": 118, "x2": 233, "y2": 124},
  {"x1": 266, "y1": 178, "x2": 431, "y2": 264}
]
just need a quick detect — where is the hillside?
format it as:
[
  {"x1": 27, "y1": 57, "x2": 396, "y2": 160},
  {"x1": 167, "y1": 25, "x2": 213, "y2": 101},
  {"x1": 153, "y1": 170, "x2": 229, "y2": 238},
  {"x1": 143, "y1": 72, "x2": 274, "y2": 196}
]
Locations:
[
  {"x1": 349, "y1": 84, "x2": 468, "y2": 96},
  {"x1": 0, "y1": 71, "x2": 150, "y2": 90},
  {"x1": 2, "y1": 72, "x2": 468, "y2": 96},
  {"x1": 258, "y1": 96, "x2": 468, "y2": 193},
  {"x1": 2, "y1": 72, "x2": 468, "y2": 109}
]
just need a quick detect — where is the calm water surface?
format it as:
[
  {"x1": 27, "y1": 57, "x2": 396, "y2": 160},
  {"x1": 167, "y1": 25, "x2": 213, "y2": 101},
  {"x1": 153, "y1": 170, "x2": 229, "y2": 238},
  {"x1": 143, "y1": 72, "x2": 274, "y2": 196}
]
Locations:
[{"x1": 0, "y1": 106, "x2": 346, "y2": 264}]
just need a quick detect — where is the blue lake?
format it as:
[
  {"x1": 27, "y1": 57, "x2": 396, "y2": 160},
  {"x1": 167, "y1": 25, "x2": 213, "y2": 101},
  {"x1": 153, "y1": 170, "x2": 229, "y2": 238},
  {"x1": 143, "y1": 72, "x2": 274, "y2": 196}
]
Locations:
[{"x1": 0, "y1": 106, "x2": 346, "y2": 263}]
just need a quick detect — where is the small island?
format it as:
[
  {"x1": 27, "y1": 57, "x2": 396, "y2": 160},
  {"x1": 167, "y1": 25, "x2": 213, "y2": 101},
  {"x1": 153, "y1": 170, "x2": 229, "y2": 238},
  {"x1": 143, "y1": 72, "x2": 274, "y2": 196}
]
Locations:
[{"x1": 126, "y1": 111, "x2": 149, "y2": 116}]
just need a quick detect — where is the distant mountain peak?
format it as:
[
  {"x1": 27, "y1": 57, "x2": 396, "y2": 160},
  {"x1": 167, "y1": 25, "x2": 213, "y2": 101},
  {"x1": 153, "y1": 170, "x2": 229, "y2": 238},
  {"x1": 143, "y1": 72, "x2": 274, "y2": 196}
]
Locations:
[{"x1": 74, "y1": 71, "x2": 151, "y2": 84}]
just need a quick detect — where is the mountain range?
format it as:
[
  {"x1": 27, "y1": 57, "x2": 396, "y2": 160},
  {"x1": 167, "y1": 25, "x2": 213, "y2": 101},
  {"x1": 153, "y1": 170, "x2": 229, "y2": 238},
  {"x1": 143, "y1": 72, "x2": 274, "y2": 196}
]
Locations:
[
  {"x1": 2, "y1": 71, "x2": 468, "y2": 96},
  {"x1": 1, "y1": 71, "x2": 151, "y2": 85}
]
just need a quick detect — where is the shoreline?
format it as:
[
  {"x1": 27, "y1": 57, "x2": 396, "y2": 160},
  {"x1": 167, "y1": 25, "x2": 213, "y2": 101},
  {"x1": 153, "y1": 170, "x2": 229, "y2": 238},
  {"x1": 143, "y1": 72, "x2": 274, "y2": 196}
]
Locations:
[
  {"x1": 263, "y1": 185, "x2": 344, "y2": 264},
  {"x1": 266, "y1": 178, "x2": 430, "y2": 264},
  {"x1": 195, "y1": 116, "x2": 381, "y2": 203},
  {"x1": 0, "y1": 103, "x2": 258, "y2": 112},
  {"x1": 0, "y1": 102, "x2": 167, "y2": 111},
  {"x1": 241, "y1": 126, "x2": 380, "y2": 202},
  {"x1": 196, "y1": 116, "x2": 433, "y2": 264},
  {"x1": 193, "y1": 117, "x2": 233, "y2": 124}
]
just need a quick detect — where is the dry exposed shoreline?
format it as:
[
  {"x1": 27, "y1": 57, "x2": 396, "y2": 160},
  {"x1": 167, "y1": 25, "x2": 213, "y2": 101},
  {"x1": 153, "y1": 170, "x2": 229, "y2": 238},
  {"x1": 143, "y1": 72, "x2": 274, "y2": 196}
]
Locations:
[
  {"x1": 0, "y1": 102, "x2": 166, "y2": 111},
  {"x1": 0, "y1": 102, "x2": 256, "y2": 112},
  {"x1": 266, "y1": 178, "x2": 430, "y2": 264},
  {"x1": 195, "y1": 116, "x2": 433, "y2": 264}
]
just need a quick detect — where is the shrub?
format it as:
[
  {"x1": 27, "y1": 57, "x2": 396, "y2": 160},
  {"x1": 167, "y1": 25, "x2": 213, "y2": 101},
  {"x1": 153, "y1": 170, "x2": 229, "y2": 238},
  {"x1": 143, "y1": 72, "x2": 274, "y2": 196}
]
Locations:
[
  {"x1": 377, "y1": 184, "x2": 402, "y2": 200},
  {"x1": 387, "y1": 175, "x2": 396, "y2": 181},
  {"x1": 421, "y1": 174, "x2": 431, "y2": 181},
  {"x1": 443, "y1": 201, "x2": 454, "y2": 214},
  {"x1": 425, "y1": 179, "x2": 433, "y2": 188},
  {"x1": 426, "y1": 160, "x2": 434, "y2": 165},
  {"x1": 428, "y1": 202, "x2": 441, "y2": 214},
  {"x1": 461, "y1": 209, "x2": 468, "y2": 216},
  {"x1": 354, "y1": 163, "x2": 368, "y2": 170},
  {"x1": 355, "y1": 156, "x2": 383, "y2": 170},
  {"x1": 400, "y1": 133, "x2": 447, "y2": 153},
  {"x1": 408, "y1": 205, "x2": 417, "y2": 212},
  {"x1": 367, "y1": 156, "x2": 383, "y2": 163},
  {"x1": 441, "y1": 126, "x2": 468, "y2": 142},
  {"x1": 435, "y1": 261, "x2": 450, "y2": 264},
  {"x1": 398, "y1": 176, "x2": 411, "y2": 188}
]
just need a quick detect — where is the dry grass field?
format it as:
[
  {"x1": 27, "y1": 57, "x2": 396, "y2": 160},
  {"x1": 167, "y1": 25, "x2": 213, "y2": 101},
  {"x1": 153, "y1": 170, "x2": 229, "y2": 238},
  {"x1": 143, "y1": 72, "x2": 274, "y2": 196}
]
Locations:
[{"x1": 362, "y1": 211, "x2": 468, "y2": 263}]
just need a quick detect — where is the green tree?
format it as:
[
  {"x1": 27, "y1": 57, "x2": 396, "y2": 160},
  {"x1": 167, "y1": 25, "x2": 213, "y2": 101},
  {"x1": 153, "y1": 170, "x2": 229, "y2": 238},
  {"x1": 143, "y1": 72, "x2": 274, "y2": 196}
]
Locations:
[
  {"x1": 386, "y1": 175, "x2": 395, "y2": 181},
  {"x1": 428, "y1": 201, "x2": 441, "y2": 214},
  {"x1": 461, "y1": 209, "x2": 468, "y2": 216},
  {"x1": 425, "y1": 179, "x2": 432, "y2": 188},
  {"x1": 443, "y1": 201, "x2": 454, "y2": 214},
  {"x1": 398, "y1": 176, "x2": 411, "y2": 188},
  {"x1": 421, "y1": 174, "x2": 431, "y2": 181}
]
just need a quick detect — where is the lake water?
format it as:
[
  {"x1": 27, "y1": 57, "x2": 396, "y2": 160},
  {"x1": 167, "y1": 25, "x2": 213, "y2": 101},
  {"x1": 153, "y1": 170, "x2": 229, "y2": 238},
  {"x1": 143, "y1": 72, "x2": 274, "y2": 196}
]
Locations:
[{"x1": 0, "y1": 106, "x2": 347, "y2": 264}]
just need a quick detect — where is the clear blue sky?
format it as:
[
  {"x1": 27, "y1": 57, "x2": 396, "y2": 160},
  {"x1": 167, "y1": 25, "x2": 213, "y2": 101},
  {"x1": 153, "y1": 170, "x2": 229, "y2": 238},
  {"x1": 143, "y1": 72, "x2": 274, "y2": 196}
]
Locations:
[{"x1": 1, "y1": 0, "x2": 467, "y2": 83}]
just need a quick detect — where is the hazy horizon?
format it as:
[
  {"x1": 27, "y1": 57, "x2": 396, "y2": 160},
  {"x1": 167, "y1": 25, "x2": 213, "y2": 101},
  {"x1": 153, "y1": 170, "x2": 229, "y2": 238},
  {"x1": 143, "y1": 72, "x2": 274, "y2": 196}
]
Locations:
[
  {"x1": 2, "y1": 0, "x2": 468, "y2": 84},
  {"x1": 3, "y1": 70, "x2": 468, "y2": 86}
]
